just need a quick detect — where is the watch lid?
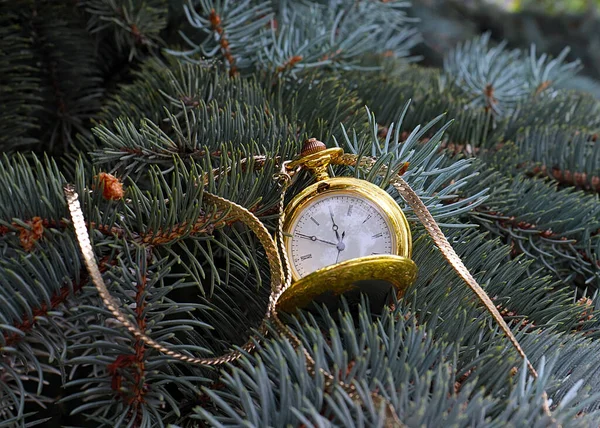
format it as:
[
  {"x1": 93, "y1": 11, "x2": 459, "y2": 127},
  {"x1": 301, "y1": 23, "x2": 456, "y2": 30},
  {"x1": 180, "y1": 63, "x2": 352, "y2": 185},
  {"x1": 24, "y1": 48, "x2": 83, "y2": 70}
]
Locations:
[{"x1": 277, "y1": 254, "x2": 417, "y2": 312}]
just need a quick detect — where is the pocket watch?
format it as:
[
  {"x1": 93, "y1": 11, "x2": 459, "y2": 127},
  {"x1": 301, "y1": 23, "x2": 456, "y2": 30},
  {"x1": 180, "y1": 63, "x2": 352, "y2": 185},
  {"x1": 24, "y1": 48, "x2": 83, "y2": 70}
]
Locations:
[{"x1": 276, "y1": 139, "x2": 418, "y2": 312}]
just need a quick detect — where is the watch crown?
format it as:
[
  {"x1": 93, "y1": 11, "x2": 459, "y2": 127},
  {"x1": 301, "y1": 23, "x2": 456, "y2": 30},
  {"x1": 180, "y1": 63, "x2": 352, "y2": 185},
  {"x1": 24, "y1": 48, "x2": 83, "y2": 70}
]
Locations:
[{"x1": 300, "y1": 138, "x2": 326, "y2": 157}]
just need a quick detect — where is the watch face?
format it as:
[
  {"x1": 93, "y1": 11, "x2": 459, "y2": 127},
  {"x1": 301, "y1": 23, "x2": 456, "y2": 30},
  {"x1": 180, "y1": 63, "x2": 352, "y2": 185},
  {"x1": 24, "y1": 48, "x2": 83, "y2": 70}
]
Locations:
[{"x1": 287, "y1": 191, "x2": 395, "y2": 278}]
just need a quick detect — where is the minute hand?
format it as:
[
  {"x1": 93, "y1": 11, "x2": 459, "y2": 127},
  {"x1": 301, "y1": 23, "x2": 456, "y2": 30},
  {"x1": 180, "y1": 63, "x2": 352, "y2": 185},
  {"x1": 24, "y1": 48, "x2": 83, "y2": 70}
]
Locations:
[{"x1": 296, "y1": 233, "x2": 337, "y2": 246}]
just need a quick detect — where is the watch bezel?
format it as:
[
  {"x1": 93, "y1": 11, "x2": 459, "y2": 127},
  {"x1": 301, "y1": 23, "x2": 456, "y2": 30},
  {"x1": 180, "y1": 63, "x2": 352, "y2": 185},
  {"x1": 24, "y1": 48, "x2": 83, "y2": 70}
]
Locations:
[{"x1": 282, "y1": 177, "x2": 412, "y2": 281}]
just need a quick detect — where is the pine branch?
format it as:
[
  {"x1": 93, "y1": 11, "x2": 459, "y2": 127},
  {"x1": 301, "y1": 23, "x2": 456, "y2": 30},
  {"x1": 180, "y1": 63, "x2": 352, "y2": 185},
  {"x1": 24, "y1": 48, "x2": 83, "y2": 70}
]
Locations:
[
  {"x1": 464, "y1": 172, "x2": 600, "y2": 290},
  {"x1": 174, "y1": 0, "x2": 272, "y2": 75},
  {"x1": 4, "y1": 4, "x2": 600, "y2": 425},
  {"x1": 79, "y1": 0, "x2": 168, "y2": 61},
  {"x1": 172, "y1": 0, "x2": 420, "y2": 76},
  {"x1": 518, "y1": 128, "x2": 600, "y2": 193},
  {"x1": 0, "y1": 1, "x2": 104, "y2": 154},
  {"x1": 495, "y1": 90, "x2": 600, "y2": 143},
  {"x1": 335, "y1": 107, "x2": 488, "y2": 223},
  {"x1": 443, "y1": 33, "x2": 581, "y2": 117},
  {"x1": 195, "y1": 300, "x2": 600, "y2": 425},
  {"x1": 408, "y1": 227, "x2": 584, "y2": 333}
]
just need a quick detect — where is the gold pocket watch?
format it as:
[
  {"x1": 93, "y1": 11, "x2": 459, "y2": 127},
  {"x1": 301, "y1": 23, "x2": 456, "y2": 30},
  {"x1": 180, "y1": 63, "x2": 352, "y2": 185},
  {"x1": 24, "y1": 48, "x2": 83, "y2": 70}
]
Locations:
[{"x1": 277, "y1": 139, "x2": 418, "y2": 312}]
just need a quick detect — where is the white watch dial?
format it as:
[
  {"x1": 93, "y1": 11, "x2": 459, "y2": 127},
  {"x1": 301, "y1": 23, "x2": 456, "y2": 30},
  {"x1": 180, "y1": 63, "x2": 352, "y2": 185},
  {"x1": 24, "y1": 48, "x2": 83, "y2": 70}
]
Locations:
[{"x1": 288, "y1": 192, "x2": 395, "y2": 278}]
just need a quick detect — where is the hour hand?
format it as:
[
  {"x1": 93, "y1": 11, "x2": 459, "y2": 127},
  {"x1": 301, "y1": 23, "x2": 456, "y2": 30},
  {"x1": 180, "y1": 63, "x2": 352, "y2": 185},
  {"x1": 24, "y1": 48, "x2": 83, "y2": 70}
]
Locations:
[{"x1": 296, "y1": 233, "x2": 337, "y2": 246}]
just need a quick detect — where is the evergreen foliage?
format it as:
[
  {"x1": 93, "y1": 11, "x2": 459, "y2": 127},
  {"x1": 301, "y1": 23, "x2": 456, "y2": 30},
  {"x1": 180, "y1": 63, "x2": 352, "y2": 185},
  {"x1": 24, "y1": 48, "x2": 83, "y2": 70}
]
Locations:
[
  {"x1": 172, "y1": 0, "x2": 420, "y2": 75},
  {"x1": 0, "y1": 1, "x2": 103, "y2": 154},
  {"x1": 1, "y1": 1, "x2": 600, "y2": 427}
]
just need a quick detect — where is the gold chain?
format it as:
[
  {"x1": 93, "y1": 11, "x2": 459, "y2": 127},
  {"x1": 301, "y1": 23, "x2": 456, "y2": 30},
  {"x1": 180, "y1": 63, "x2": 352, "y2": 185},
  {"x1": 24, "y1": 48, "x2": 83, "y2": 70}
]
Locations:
[
  {"x1": 64, "y1": 151, "x2": 555, "y2": 424},
  {"x1": 335, "y1": 154, "x2": 555, "y2": 421},
  {"x1": 64, "y1": 184, "x2": 281, "y2": 365}
]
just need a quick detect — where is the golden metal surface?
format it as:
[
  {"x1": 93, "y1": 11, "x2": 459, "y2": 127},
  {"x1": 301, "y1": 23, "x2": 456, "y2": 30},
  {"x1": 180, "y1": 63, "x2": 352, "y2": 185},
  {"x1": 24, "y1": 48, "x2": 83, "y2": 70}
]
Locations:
[
  {"x1": 277, "y1": 255, "x2": 417, "y2": 312},
  {"x1": 281, "y1": 177, "x2": 413, "y2": 283},
  {"x1": 287, "y1": 147, "x2": 343, "y2": 182},
  {"x1": 300, "y1": 137, "x2": 327, "y2": 157}
]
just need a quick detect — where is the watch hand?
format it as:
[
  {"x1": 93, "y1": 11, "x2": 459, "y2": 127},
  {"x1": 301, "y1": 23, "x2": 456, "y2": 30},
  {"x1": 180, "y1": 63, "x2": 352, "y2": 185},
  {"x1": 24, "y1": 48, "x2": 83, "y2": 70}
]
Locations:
[
  {"x1": 296, "y1": 233, "x2": 337, "y2": 246},
  {"x1": 329, "y1": 208, "x2": 341, "y2": 241},
  {"x1": 335, "y1": 231, "x2": 346, "y2": 263}
]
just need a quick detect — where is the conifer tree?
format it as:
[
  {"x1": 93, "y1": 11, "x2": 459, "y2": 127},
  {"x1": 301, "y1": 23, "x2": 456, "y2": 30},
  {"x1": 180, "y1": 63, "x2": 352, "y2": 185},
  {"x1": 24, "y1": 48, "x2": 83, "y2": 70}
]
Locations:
[{"x1": 1, "y1": 1, "x2": 600, "y2": 427}]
